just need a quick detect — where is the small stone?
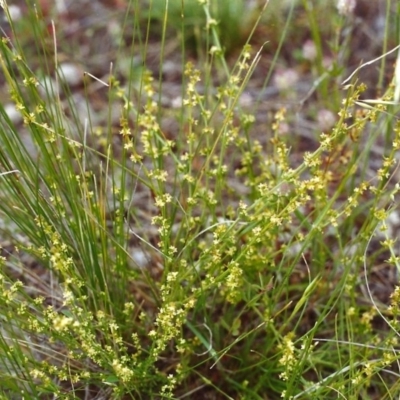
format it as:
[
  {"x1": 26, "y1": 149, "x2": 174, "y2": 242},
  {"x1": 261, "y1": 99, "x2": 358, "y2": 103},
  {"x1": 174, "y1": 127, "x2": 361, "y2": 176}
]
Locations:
[
  {"x1": 4, "y1": 103, "x2": 22, "y2": 124},
  {"x1": 8, "y1": 5, "x2": 22, "y2": 21},
  {"x1": 58, "y1": 63, "x2": 83, "y2": 87}
]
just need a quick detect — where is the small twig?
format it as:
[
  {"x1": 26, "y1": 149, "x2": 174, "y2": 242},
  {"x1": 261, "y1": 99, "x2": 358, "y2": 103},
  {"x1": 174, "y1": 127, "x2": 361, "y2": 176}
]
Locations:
[
  {"x1": 0, "y1": 170, "x2": 19, "y2": 177},
  {"x1": 342, "y1": 44, "x2": 400, "y2": 86},
  {"x1": 83, "y1": 71, "x2": 109, "y2": 87}
]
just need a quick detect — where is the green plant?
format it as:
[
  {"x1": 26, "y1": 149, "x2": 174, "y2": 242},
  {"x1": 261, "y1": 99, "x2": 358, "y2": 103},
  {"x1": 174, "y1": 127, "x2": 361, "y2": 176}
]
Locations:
[
  {"x1": 0, "y1": 0, "x2": 400, "y2": 399},
  {"x1": 144, "y1": 0, "x2": 264, "y2": 56}
]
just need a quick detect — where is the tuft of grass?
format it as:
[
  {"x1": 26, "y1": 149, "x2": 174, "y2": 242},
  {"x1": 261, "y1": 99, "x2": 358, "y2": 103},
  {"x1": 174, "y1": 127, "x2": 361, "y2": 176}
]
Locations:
[
  {"x1": 145, "y1": 0, "x2": 264, "y2": 56},
  {"x1": 0, "y1": 0, "x2": 399, "y2": 399}
]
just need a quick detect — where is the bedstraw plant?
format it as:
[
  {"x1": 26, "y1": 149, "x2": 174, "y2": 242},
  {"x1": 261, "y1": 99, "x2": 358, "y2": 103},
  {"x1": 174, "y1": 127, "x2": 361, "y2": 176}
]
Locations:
[{"x1": 0, "y1": 0, "x2": 399, "y2": 399}]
